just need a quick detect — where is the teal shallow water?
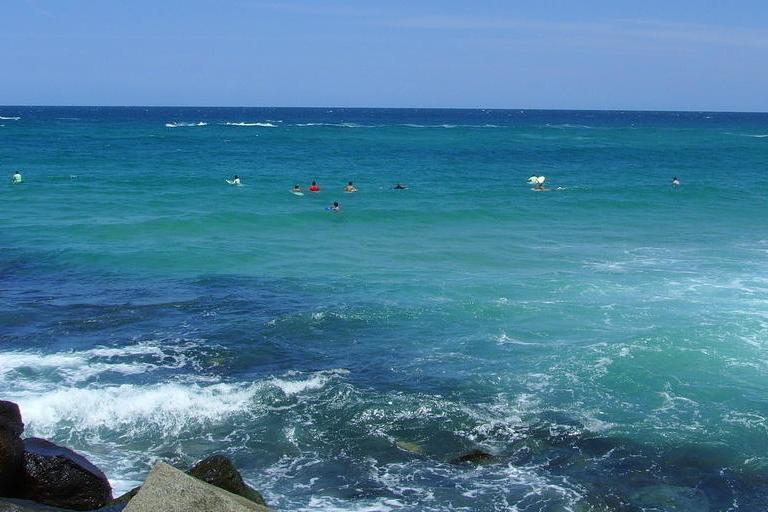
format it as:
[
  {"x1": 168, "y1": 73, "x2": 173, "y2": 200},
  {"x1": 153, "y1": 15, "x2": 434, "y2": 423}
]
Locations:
[{"x1": 1, "y1": 108, "x2": 768, "y2": 510}]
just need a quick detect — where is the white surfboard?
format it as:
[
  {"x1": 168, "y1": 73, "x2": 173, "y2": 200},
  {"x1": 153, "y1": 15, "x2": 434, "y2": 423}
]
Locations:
[{"x1": 291, "y1": 190, "x2": 304, "y2": 196}]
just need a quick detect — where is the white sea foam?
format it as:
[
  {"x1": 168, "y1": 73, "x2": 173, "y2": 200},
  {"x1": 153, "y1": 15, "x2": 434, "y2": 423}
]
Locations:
[
  {"x1": 0, "y1": 340, "x2": 203, "y2": 388},
  {"x1": 15, "y1": 382, "x2": 265, "y2": 438},
  {"x1": 7, "y1": 362, "x2": 345, "y2": 439},
  {"x1": 223, "y1": 122, "x2": 277, "y2": 127},
  {"x1": 165, "y1": 122, "x2": 208, "y2": 128},
  {"x1": 725, "y1": 132, "x2": 768, "y2": 138},
  {"x1": 269, "y1": 369, "x2": 348, "y2": 396},
  {"x1": 0, "y1": 116, "x2": 20, "y2": 120},
  {"x1": 294, "y1": 122, "x2": 374, "y2": 128},
  {"x1": 401, "y1": 123, "x2": 500, "y2": 128}
]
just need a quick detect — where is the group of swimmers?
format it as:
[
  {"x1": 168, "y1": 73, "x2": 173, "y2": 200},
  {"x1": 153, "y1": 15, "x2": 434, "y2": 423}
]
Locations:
[{"x1": 227, "y1": 176, "x2": 409, "y2": 212}]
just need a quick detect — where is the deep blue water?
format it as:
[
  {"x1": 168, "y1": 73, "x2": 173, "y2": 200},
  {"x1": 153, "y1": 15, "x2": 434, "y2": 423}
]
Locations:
[{"x1": 1, "y1": 107, "x2": 768, "y2": 511}]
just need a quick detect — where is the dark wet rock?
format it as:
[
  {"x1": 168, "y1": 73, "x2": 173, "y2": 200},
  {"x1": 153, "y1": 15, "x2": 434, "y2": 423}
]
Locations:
[
  {"x1": 0, "y1": 498, "x2": 70, "y2": 511},
  {"x1": 449, "y1": 449, "x2": 495, "y2": 465},
  {"x1": 124, "y1": 462, "x2": 269, "y2": 512},
  {"x1": 187, "y1": 455, "x2": 266, "y2": 506},
  {"x1": 21, "y1": 438, "x2": 112, "y2": 511},
  {"x1": 0, "y1": 402, "x2": 25, "y2": 496}
]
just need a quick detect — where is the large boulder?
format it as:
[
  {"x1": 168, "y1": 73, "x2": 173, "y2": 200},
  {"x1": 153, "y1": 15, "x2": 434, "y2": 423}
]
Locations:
[
  {"x1": 124, "y1": 462, "x2": 269, "y2": 512},
  {"x1": 0, "y1": 402, "x2": 25, "y2": 496},
  {"x1": 187, "y1": 455, "x2": 266, "y2": 506},
  {"x1": 21, "y1": 438, "x2": 112, "y2": 511},
  {"x1": 0, "y1": 498, "x2": 70, "y2": 511}
]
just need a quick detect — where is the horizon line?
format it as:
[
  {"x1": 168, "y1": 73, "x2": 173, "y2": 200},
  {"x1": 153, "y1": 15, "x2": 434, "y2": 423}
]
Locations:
[{"x1": 1, "y1": 104, "x2": 767, "y2": 115}]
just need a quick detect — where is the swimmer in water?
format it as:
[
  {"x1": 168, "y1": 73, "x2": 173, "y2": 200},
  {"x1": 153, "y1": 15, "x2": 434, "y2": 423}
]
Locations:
[
  {"x1": 344, "y1": 181, "x2": 358, "y2": 193},
  {"x1": 394, "y1": 183, "x2": 407, "y2": 190},
  {"x1": 11, "y1": 171, "x2": 22, "y2": 184},
  {"x1": 231, "y1": 175, "x2": 241, "y2": 186},
  {"x1": 308, "y1": 181, "x2": 320, "y2": 192},
  {"x1": 672, "y1": 176, "x2": 680, "y2": 187},
  {"x1": 329, "y1": 201, "x2": 341, "y2": 212}
]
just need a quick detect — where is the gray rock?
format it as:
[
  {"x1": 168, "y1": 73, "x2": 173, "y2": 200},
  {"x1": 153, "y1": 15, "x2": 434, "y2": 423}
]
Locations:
[
  {"x1": 187, "y1": 455, "x2": 266, "y2": 506},
  {"x1": 21, "y1": 438, "x2": 112, "y2": 511},
  {"x1": 124, "y1": 462, "x2": 269, "y2": 512},
  {"x1": 0, "y1": 401, "x2": 25, "y2": 496}
]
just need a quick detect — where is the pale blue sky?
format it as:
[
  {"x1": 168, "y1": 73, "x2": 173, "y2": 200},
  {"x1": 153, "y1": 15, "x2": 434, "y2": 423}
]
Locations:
[{"x1": 3, "y1": 0, "x2": 768, "y2": 111}]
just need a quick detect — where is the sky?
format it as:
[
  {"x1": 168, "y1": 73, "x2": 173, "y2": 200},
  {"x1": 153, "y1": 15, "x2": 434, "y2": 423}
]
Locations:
[{"x1": 2, "y1": 0, "x2": 768, "y2": 111}]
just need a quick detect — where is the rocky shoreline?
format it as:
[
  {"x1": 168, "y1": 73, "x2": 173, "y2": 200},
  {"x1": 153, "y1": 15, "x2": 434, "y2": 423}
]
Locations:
[{"x1": 0, "y1": 401, "x2": 270, "y2": 512}]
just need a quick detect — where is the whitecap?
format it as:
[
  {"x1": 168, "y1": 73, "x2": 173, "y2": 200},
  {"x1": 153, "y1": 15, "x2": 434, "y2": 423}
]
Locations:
[
  {"x1": 165, "y1": 122, "x2": 207, "y2": 128},
  {"x1": 223, "y1": 122, "x2": 277, "y2": 127},
  {"x1": 14, "y1": 382, "x2": 265, "y2": 438},
  {"x1": 269, "y1": 369, "x2": 348, "y2": 397},
  {"x1": 0, "y1": 116, "x2": 20, "y2": 120}
]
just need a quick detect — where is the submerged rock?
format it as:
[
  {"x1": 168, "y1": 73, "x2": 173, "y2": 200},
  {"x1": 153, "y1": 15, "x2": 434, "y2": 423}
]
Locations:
[
  {"x1": 631, "y1": 484, "x2": 710, "y2": 511},
  {"x1": 0, "y1": 401, "x2": 25, "y2": 496},
  {"x1": 187, "y1": 455, "x2": 266, "y2": 506},
  {"x1": 21, "y1": 438, "x2": 112, "y2": 511},
  {"x1": 124, "y1": 462, "x2": 269, "y2": 512},
  {"x1": 394, "y1": 440, "x2": 424, "y2": 455},
  {"x1": 449, "y1": 449, "x2": 495, "y2": 465}
]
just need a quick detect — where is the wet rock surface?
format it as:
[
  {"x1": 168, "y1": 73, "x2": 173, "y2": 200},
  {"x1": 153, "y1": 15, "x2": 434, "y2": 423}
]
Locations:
[
  {"x1": 20, "y1": 438, "x2": 112, "y2": 511},
  {"x1": 0, "y1": 402, "x2": 25, "y2": 496}
]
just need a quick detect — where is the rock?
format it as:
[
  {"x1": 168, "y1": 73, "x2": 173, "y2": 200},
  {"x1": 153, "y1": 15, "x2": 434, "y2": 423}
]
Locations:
[
  {"x1": 109, "y1": 487, "x2": 140, "y2": 508},
  {"x1": 187, "y1": 455, "x2": 266, "y2": 506},
  {"x1": 21, "y1": 438, "x2": 112, "y2": 511},
  {"x1": 0, "y1": 402, "x2": 25, "y2": 496},
  {"x1": 395, "y1": 440, "x2": 424, "y2": 455},
  {"x1": 449, "y1": 449, "x2": 495, "y2": 465},
  {"x1": 0, "y1": 498, "x2": 70, "y2": 511},
  {"x1": 124, "y1": 462, "x2": 269, "y2": 512}
]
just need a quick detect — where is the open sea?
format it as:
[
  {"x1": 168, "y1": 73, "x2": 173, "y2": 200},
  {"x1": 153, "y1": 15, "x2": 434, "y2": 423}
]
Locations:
[{"x1": 1, "y1": 106, "x2": 768, "y2": 511}]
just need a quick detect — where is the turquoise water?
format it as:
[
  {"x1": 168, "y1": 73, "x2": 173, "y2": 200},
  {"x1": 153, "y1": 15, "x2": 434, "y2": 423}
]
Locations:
[{"x1": 1, "y1": 107, "x2": 768, "y2": 511}]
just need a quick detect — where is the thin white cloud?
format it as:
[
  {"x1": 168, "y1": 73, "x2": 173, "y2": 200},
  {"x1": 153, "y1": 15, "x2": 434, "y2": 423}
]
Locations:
[{"x1": 388, "y1": 16, "x2": 768, "y2": 49}]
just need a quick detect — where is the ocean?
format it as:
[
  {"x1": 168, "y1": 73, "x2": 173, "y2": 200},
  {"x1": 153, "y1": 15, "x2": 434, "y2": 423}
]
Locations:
[{"x1": 1, "y1": 106, "x2": 767, "y2": 511}]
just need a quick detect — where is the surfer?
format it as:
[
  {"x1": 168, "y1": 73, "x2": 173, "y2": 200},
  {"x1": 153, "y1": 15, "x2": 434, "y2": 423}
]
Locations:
[
  {"x1": 292, "y1": 184, "x2": 302, "y2": 193},
  {"x1": 228, "y1": 175, "x2": 241, "y2": 186},
  {"x1": 394, "y1": 183, "x2": 407, "y2": 190},
  {"x1": 11, "y1": 171, "x2": 22, "y2": 184},
  {"x1": 528, "y1": 175, "x2": 546, "y2": 190},
  {"x1": 328, "y1": 201, "x2": 341, "y2": 212},
  {"x1": 672, "y1": 176, "x2": 680, "y2": 187},
  {"x1": 308, "y1": 181, "x2": 320, "y2": 192},
  {"x1": 344, "y1": 181, "x2": 358, "y2": 193}
]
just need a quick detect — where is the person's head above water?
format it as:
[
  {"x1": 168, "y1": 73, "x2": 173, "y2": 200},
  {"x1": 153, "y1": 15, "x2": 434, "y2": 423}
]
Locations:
[
  {"x1": 348, "y1": 181, "x2": 353, "y2": 186},
  {"x1": 312, "y1": 181, "x2": 317, "y2": 185},
  {"x1": 334, "y1": 201, "x2": 339, "y2": 207}
]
